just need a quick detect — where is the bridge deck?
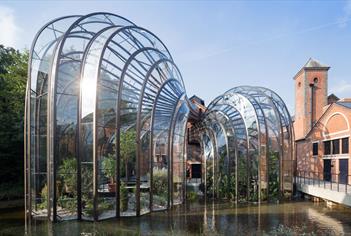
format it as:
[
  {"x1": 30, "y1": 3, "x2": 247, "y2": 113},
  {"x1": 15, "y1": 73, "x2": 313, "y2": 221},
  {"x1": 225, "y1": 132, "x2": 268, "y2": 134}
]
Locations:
[{"x1": 296, "y1": 177, "x2": 351, "y2": 207}]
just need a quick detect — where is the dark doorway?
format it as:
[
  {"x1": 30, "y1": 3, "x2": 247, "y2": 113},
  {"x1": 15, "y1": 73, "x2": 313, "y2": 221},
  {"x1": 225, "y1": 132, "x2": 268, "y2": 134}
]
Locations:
[
  {"x1": 339, "y1": 159, "x2": 348, "y2": 185},
  {"x1": 323, "y1": 159, "x2": 331, "y2": 182},
  {"x1": 192, "y1": 164, "x2": 202, "y2": 179}
]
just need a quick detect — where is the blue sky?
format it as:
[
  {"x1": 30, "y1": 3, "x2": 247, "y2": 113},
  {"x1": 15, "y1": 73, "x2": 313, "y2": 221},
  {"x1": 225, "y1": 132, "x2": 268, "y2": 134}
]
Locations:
[{"x1": 1, "y1": 0, "x2": 351, "y2": 113}]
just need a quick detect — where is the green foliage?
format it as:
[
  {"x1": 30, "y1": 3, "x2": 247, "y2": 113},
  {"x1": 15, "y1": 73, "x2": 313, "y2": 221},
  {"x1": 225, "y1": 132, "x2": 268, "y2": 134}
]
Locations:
[
  {"x1": 152, "y1": 168, "x2": 168, "y2": 206},
  {"x1": 140, "y1": 192, "x2": 149, "y2": 211},
  {"x1": 120, "y1": 181, "x2": 129, "y2": 211},
  {"x1": 58, "y1": 196, "x2": 77, "y2": 213},
  {"x1": 218, "y1": 174, "x2": 228, "y2": 199},
  {"x1": 120, "y1": 129, "x2": 136, "y2": 179},
  {"x1": 81, "y1": 164, "x2": 93, "y2": 195},
  {"x1": 0, "y1": 45, "x2": 28, "y2": 201},
  {"x1": 206, "y1": 162, "x2": 214, "y2": 197},
  {"x1": 83, "y1": 198, "x2": 113, "y2": 217},
  {"x1": 120, "y1": 129, "x2": 136, "y2": 162},
  {"x1": 101, "y1": 154, "x2": 116, "y2": 182},
  {"x1": 268, "y1": 151, "x2": 280, "y2": 200},
  {"x1": 153, "y1": 168, "x2": 168, "y2": 198},
  {"x1": 38, "y1": 184, "x2": 48, "y2": 209},
  {"x1": 186, "y1": 191, "x2": 197, "y2": 202},
  {"x1": 58, "y1": 158, "x2": 77, "y2": 194}
]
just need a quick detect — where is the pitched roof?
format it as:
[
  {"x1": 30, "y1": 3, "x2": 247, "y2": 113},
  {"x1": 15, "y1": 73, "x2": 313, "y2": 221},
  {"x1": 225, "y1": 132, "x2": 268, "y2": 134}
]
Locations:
[
  {"x1": 327, "y1": 93, "x2": 340, "y2": 105},
  {"x1": 303, "y1": 102, "x2": 351, "y2": 139},
  {"x1": 303, "y1": 58, "x2": 330, "y2": 69},
  {"x1": 328, "y1": 93, "x2": 339, "y2": 100},
  {"x1": 293, "y1": 58, "x2": 330, "y2": 79}
]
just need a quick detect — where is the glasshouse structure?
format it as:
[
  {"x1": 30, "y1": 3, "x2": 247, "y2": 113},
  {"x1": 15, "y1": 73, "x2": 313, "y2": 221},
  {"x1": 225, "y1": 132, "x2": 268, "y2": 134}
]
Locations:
[
  {"x1": 188, "y1": 87, "x2": 294, "y2": 202},
  {"x1": 25, "y1": 12, "x2": 295, "y2": 222}
]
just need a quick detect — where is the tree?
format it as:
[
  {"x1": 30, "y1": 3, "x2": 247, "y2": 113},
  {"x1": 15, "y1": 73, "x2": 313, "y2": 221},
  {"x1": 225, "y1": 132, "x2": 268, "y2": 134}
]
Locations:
[
  {"x1": 120, "y1": 128, "x2": 136, "y2": 181},
  {"x1": 0, "y1": 45, "x2": 28, "y2": 200}
]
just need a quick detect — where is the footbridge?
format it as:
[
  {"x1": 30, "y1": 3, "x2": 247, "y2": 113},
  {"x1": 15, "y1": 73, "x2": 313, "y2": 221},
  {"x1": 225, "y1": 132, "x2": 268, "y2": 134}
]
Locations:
[{"x1": 296, "y1": 171, "x2": 351, "y2": 207}]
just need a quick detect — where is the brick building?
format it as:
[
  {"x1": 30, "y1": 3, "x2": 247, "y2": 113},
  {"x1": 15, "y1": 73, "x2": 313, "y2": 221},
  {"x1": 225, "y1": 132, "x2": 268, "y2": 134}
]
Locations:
[
  {"x1": 294, "y1": 58, "x2": 351, "y2": 184},
  {"x1": 186, "y1": 95, "x2": 206, "y2": 180}
]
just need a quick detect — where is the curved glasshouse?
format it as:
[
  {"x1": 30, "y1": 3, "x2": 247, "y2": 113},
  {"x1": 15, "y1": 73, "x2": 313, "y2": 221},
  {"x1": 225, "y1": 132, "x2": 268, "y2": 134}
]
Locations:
[
  {"x1": 25, "y1": 12, "x2": 294, "y2": 222},
  {"x1": 189, "y1": 86, "x2": 294, "y2": 202}
]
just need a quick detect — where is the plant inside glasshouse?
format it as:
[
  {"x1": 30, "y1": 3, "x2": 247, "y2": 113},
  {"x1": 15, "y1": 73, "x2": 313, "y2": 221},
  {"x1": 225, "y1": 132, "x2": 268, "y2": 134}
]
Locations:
[
  {"x1": 102, "y1": 154, "x2": 116, "y2": 192},
  {"x1": 120, "y1": 181, "x2": 129, "y2": 212},
  {"x1": 152, "y1": 168, "x2": 168, "y2": 207},
  {"x1": 38, "y1": 184, "x2": 48, "y2": 210},
  {"x1": 120, "y1": 129, "x2": 136, "y2": 181},
  {"x1": 268, "y1": 151, "x2": 280, "y2": 200},
  {"x1": 205, "y1": 160, "x2": 214, "y2": 197},
  {"x1": 58, "y1": 158, "x2": 77, "y2": 195},
  {"x1": 57, "y1": 158, "x2": 77, "y2": 213},
  {"x1": 173, "y1": 175, "x2": 183, "y2": 202}
]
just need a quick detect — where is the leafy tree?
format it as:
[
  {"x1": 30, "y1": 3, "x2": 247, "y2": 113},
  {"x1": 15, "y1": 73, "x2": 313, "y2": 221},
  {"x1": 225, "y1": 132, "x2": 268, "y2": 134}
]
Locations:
[
  {"x1": 120, "y1": 128, "x2": 136, "y2": 181},
  {"x1": 0, "y1": 45, "x2": 28, "y2": 200},
  {"x1": 102, "y1": 154, "x2": 116, "y2": 183}
]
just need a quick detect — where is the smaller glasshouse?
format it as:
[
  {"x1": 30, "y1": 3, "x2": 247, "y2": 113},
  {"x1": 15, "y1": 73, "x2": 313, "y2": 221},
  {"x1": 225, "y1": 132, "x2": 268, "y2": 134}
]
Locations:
[{"x1": 25, "y1": 12, "x2": 295, "y2": 221}]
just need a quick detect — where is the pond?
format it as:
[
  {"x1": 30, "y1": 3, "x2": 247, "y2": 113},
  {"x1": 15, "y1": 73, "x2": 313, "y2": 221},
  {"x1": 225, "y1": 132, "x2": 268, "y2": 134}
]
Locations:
[{"x1": 1, "y1": 200, "x2": 351, "y2": 235}]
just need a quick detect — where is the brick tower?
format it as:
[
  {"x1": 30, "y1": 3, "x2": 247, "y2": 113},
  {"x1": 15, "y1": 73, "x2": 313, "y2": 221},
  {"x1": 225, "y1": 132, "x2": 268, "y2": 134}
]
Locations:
[{"x1": 294, "y1": 58, "x2": 330, "y2": 140}]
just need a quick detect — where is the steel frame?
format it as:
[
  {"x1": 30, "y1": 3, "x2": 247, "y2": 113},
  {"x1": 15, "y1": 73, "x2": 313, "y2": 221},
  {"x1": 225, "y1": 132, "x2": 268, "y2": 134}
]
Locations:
[{"x1": 25, "y1": 12, "x2": 295, "y2": 222}]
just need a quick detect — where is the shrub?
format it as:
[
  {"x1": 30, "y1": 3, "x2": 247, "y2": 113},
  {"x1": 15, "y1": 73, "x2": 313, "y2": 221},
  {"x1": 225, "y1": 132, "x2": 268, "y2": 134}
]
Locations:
[
  {"x1": 187, "y1": 191, "x2": 197, "y2": 202},
  {"x1": 153, "y1": 168, "x2": 168, "y2": 198}
]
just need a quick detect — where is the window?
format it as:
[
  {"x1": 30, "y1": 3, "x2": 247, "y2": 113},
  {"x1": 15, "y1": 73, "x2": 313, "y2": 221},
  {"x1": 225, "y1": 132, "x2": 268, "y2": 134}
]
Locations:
[
  {"x1": 332, "y1": 139, "x2": 340, "y2": 154},
  {"x1": 324, "y1": 140, "x2": 331, "y2": 155},
  {"x1": 313, "y1": 77, "x2": 318, "y2": 84},
  {"x1": 312, "y1": 142, "x2": 318, "y2": 156},
  {"x1": 342, "y1": 137, "x2": 349, "y2": 154}
]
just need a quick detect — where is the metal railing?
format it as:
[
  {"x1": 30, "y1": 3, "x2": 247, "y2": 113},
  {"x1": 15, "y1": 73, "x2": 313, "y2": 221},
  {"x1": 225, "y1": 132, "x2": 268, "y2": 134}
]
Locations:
[{"x1": 296, "y1": 171, "x2": 351, "y2": 194}]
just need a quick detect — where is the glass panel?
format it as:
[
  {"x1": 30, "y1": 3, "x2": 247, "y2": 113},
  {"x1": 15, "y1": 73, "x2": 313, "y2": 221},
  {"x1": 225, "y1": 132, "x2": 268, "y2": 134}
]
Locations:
[
  {"x1": 53, "y1": 13, "x2": 134, "y2": 220},
  {"x1": 313, "y1": 143, "x2": 318, "y2": 156},
  {"x1": 342, "y1": 138, "x2": 349, "y2": 154},
  {"x1": 28, "y1": 16, "x2": 80, "y2": 219},
  {"x1": 172, "y1": 102, "x2": 189, "y2": 205},
  {"x1": 324, "y1": 141, "x2": 331, "y2": 155},
  {"x1": 203, "y1": 133, "x2": 214, "y2": 198},
  {"x1": 332, "y1": 139, "x2": 340, "y2": 154},
  {"x1": 151, "y1": 80, "x2": 184, "y2": 211}
]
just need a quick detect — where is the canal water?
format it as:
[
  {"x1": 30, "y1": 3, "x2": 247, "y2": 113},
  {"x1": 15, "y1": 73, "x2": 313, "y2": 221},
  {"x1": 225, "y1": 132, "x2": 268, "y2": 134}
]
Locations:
[{"x1": 1, "y1": 200, "x2": 351, "y2": 235}]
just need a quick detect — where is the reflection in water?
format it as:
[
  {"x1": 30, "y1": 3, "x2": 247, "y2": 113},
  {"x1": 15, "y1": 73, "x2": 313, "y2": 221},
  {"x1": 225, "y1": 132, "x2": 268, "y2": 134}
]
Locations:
[{"x1": 1, "y1": 200, "x2": 351, "y2": 235}]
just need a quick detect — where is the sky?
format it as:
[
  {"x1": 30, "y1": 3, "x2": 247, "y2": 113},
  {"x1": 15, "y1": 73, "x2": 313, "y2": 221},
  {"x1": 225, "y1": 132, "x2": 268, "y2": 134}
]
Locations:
[{"x1": 0, "y1": 0, "x2": 351, "y2": 114}]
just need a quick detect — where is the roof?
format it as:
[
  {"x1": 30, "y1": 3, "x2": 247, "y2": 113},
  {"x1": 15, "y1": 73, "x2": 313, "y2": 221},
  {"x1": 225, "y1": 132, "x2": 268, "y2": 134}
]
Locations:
[
  {"x1": 293, "y1": 58, "x2": 330, "y2": 79},
  {"x1": 327, "y1": 93, "x2": 340, "y2": 105},
  {"x1": 303, "y1": 58, "x2": 330, "y2": 69},
  {"x1": 303, "y1": 102, "x2": 351, "y2": 139},
  {"x1": 189, "y1": 95, "x2": 205, "y2": 106},
  {"x1": 337, "y1": 100, "x2": 351, "y2": 109},
  {"x1": 328, "y1": 93, "x2": 339, "y2": 100}
]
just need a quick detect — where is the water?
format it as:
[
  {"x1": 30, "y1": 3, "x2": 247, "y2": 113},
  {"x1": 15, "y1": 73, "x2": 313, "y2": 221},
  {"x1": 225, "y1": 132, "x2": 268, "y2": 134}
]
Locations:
[{"x1": 1, "y1": 200, "x2": 351, "y2": 235}]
